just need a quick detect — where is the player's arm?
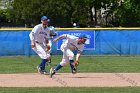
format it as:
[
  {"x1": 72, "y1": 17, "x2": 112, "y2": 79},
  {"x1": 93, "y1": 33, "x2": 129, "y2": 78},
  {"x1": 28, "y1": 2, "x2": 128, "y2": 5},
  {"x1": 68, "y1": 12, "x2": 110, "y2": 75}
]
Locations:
[
  {"x1": 29, "y1": 32, "x2": 35, "y2": 48},
  {"x1": 45, "y1": 38, "x2": 51, "y2": 52},
  {"x1": 73, "y1": 47, "x2": 84, "y2": 66},
  {"x1": 75, "y1": 50, "x2": 82, "y2": 66},
  {"x1": 30, "y1": 40, "x2": 35, "y2": 48},
  {"x1": 76, "y1": 53, "x2": 81, "y2": 62},
  {"x1": 72, "y1": 53, "x2": 81, "y2": 66},
  {"x1": 53, "y1": 34, "x2": 66, "y2": 42},
  {"x1": 29, "y1": 27, "x2": 37, "y2": 48}
]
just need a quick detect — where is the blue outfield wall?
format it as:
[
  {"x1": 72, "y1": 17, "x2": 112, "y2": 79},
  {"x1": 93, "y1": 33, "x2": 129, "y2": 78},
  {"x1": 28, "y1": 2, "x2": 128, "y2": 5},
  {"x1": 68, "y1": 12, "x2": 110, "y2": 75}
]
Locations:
[{"x1": 0, "y1": 29, "x2": 140, "y2": 56}]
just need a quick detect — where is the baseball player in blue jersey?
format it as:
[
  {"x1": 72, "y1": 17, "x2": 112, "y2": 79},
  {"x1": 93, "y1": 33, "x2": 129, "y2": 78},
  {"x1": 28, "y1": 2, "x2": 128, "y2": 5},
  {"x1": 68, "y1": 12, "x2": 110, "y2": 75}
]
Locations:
[
  {"x1": 50, "y1": 34, "x2": 87, "y2": 77},
  {"x1": 29, "y1": 16, "x2": 52, "y2": 74}
]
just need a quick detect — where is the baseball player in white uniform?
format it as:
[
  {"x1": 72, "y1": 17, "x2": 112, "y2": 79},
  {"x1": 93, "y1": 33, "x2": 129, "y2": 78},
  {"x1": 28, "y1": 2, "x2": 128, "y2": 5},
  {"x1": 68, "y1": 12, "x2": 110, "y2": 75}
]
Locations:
[
  {"x1": 50, "y1": 34, "x2": 87, "y2": 77},
  {"x1": 29, "y1": 16, "x2": 51, "y2": 74}
]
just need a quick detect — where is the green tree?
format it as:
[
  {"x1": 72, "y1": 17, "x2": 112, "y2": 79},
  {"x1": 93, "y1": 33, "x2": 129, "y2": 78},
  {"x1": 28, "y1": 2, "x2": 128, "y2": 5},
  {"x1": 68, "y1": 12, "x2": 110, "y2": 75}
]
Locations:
[
  {"x1": 114, "y1": 0, "x2": 140, "y2": 27},
  {"x1": 2, "y1": 0, "x2": 140, "y2": 27},
  {"x1": 12, "y1": 0, "x2": 45, "y2": 27},
  {"x1": 43, "y1": 0, "x2": 73, "y2": 27},
  {"x1": 86, "y1": 0, "x2": 120, "y2": 27},
  {"x1": 11, "y1": 0, "x2": 74, "y2": 27}
]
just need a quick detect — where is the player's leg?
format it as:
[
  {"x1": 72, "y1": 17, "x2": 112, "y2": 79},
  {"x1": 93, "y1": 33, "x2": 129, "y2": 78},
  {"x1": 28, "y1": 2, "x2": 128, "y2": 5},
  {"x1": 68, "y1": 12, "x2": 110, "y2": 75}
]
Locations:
[
  {"x1": 50, "y1": 51, "x2": 69, "y2": 77},
  {"x1": 70, "y1": 62, "x2": 77, "y2": 74},
  {"x1": 38, "y1": 52, "x2": 51, "y2": 74},
  {"x1": 34, "y1": 43, "x2": 50, "y2": 74},
  {"x1": 66, "y1": 49, "x2": 77, "y2": 74}
]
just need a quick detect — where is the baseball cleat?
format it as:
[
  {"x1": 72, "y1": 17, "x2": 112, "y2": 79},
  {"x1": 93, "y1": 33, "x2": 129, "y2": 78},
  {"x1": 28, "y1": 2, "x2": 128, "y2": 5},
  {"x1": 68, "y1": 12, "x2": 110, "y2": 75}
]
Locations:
[
  {"x1": 37, "y1": 66, "x2": 42, "y2": 74},
  {"x1": 37, "y1": 66, "x2": 47, "y2": 74},
  {"x1": 49, "y1": 68, "x2": 55, "y2": 78},
  {"x1": 42, "y1": 70, "x2": 47, "y2": 75},
  {"x1": 72, "y1": 67, "x2": 77, "y2": 74}
]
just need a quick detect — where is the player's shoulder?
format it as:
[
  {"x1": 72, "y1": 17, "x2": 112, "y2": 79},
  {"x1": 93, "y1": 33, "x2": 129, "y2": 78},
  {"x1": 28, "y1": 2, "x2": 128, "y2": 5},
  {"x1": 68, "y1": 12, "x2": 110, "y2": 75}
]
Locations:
[{"x1": 33, "y1": 24, "x2": 41, "y2": 29}]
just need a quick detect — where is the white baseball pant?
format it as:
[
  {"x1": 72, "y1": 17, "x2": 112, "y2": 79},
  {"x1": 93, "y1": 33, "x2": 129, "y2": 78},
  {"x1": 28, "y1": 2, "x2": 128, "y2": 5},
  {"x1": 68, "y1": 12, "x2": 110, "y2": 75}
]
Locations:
[
  {"x1": 60, "y1": 44, "x2": 74, "y2": 66},
  {"x1": 32, "y1": 42, "x2": 50, "y2": 59}
]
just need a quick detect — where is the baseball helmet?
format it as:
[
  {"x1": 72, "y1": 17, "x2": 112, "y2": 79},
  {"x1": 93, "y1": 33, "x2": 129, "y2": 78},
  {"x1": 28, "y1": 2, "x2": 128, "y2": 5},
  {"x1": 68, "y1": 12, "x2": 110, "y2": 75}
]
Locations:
[{"x1": 79, "y1": 34, "x2": 87, "y2": 39}]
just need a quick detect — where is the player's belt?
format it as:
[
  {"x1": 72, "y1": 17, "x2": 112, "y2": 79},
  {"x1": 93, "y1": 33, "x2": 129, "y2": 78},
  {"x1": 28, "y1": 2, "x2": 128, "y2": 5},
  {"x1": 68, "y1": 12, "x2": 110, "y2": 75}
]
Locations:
[
  {"x1": 70, "y1": 43, "x2": 78, "y2": 50},
  {"x1": 35, "y1": 41, "x2": 43, "y2": 44}
]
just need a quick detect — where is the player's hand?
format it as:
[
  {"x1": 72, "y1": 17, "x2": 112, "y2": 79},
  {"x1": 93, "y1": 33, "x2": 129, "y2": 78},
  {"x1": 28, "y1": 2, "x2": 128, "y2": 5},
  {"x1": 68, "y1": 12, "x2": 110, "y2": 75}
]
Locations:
[
  {"x1": 31, "y1": 41, "x2": 35, "y2": 48},
  {"x1": 31, "y1": 44, "x2": 35, "y2": 48},
  {"x1": 72, "y1": 61, "x2": 79, "y2": 67},
  {"x1": 31, "y1": 43, "x2": 35, "y2": 48}
]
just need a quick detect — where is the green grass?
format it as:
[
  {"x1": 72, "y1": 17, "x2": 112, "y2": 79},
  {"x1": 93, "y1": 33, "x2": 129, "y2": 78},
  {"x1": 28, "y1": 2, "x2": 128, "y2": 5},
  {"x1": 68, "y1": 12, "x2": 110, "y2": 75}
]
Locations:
[
  {"x1": 0, "y1": 56, "x2": 140, "y2": 73},
  {"x1": 0, "y1": 56, "x2": 140, "y2": 92},
  {"x1": 0, "y1": 87, "x2": 140, "y2": 93},
  {"x1": 0, "y1": 55, "x2": 140, "y2": 73}
]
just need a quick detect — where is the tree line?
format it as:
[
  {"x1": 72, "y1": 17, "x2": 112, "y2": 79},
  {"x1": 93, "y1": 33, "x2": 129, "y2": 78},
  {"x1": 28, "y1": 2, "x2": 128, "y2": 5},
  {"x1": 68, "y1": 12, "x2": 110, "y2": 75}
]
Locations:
[{"x1": 0, "y1": 0, "x2": 140, "y2": 27}]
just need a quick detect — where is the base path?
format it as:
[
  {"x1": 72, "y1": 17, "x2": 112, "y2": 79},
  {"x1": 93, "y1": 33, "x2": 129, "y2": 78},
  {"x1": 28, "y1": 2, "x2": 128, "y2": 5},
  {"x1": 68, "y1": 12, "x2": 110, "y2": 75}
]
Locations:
[{"x1": 0, "y1": 73, "x2": 140, "y2": 87}]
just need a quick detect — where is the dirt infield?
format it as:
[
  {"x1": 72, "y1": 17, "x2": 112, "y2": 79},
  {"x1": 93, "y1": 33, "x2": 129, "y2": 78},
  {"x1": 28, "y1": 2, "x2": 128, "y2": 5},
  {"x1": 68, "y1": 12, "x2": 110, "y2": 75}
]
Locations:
[{"x1": 0, "y1": 73, "x2": 140, "y2": 87}]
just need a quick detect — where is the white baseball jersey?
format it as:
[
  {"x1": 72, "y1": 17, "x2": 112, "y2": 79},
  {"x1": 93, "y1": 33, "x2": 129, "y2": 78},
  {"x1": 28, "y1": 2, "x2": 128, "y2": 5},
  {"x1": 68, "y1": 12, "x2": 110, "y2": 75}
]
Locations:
[
  {"x1": 29, "y1": 24, "x2": 51, "y2": 59},
  {"x1": 29, "y1": 24, "x2": 50, "y2": 44},
  {"x1": 61, "y1": 34, "x2": 85, "y2": 53}
]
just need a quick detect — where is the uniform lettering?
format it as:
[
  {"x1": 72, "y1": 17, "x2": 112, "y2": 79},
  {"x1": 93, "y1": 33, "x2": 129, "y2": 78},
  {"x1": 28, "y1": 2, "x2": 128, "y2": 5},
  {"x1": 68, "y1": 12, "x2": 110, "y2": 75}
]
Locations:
[{"x1": 39, "y1": 32, "x2": 47, "y2": 36}]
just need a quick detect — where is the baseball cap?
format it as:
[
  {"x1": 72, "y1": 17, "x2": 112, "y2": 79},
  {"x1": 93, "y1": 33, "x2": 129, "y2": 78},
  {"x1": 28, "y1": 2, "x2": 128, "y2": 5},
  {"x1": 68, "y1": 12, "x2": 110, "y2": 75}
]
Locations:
[
  {"x1": 41, "y1": 16, "x2": 48, "y2": 21},
  {"x1": 79, "y1": 34, "x2": 87, "y2": 39}
]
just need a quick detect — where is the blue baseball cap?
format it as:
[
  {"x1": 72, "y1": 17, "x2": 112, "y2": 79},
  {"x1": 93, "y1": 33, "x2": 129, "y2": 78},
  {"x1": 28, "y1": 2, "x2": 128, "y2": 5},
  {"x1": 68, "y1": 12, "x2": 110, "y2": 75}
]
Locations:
[
  {"x1": 79, "y1": 34, "x2": 87, "y2": 39},
  {"x1": 41, "y1": 16, "x2": 48, "y2": 21}
]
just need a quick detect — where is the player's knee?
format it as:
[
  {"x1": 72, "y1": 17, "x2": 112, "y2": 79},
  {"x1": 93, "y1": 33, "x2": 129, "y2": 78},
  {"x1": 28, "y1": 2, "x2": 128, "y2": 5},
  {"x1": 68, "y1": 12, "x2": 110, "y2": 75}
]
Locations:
[
  {"x1": 68, "y1": 53, "x2": 74, "y2": 60},
  {"x1": 69, "y1": 60, "x2": 74, "y2": 63},
  {"x1": 41, "y1": 54, "x2": 51, "y2": 60},
  {"x1": 47, "y1": 56, "x2": 51, "y2": 60},
  {"x1": 60, "y1": 61, "x2": 68, "y2": 66},
  {"x1": 69, "y1": 56, "x2": 74, "y2": 61}
]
